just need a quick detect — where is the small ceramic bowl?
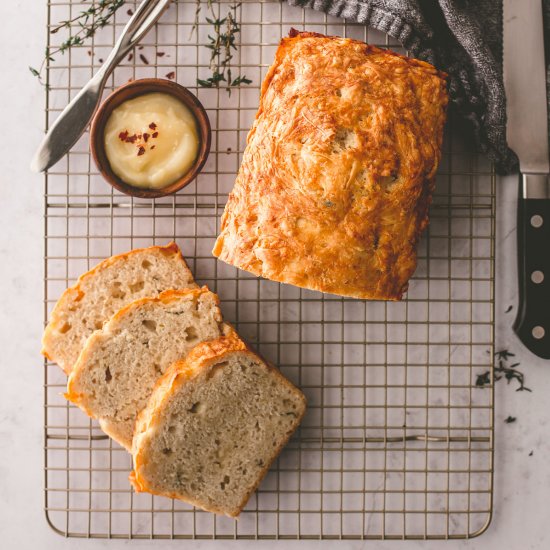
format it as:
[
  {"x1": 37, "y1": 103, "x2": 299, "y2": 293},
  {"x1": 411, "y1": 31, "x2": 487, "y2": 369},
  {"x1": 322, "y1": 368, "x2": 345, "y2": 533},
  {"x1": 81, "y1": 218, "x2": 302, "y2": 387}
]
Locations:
[{"x1": 90, "y1": 78, "x2": 211, "y2": 199}]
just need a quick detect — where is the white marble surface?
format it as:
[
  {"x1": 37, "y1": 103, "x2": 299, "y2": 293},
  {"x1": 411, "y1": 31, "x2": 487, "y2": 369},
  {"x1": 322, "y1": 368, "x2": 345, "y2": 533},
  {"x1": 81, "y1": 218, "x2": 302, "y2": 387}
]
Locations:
[{"x1": 1, "y1": 1, "x2": 549, "y2": 548}]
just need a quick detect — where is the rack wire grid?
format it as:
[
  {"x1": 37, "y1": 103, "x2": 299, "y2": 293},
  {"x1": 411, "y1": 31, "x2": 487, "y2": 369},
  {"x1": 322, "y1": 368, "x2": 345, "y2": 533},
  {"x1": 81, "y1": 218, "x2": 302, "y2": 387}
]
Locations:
[{"x1": 43, "y1": 0, "x2": 496, "y2": 541}]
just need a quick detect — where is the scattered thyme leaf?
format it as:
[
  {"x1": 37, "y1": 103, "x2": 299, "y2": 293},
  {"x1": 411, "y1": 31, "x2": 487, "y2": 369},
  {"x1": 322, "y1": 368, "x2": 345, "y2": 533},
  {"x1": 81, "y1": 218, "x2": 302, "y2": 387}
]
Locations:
[
  {"x1": 504, "y1": 416, "x2": 516, "y2": 424},
  {"x1": 476, "y1": 371, "x2": 491, "y2": 388},
  {"x1": 495, "y1": 349, "x2": 515, "y2": 361},
  {"x1": 475, "y1": 349, "x2": 532, "y2": 392}
]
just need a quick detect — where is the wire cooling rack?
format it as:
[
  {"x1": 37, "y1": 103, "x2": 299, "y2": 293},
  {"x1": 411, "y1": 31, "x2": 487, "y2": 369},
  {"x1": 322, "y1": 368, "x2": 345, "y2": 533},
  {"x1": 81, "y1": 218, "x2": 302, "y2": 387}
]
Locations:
[{"x1": 43, "y1": 0, "x2": 495, "y2": 540}]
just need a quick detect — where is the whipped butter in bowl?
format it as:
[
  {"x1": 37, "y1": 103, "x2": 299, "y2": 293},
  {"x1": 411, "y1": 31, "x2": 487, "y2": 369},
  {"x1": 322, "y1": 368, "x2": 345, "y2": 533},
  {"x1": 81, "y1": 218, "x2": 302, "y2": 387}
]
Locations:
[{"x1": 91, "y1": 79, "x2": 211, "y2": 198}]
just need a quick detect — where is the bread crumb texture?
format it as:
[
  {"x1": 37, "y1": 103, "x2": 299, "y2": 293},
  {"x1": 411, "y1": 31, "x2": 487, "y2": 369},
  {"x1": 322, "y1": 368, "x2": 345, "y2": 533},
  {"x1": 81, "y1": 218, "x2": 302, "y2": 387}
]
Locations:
[
  {"x1": 65, "y1": 287, "x2": 226, "y2": 450},
  {"x1": 131, "y1": 333, "x2": 306, "y2": 517}
]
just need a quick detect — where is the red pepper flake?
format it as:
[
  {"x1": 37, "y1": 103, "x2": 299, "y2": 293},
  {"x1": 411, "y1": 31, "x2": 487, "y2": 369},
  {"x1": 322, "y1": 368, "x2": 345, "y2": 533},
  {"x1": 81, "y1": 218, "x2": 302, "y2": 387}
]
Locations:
[
  {"x1": 138, "y1": 45, "x2": 144, "y2": 50},
  {"x1": 151, "y1": 145, "x2": 156, "y2": 150},
  {"x1": 98, "y1": 58, "x2": 104, "y2": 63},
  {"x1": 143, "y1": 132, "x2": 150, "y2": 143},
  {"x1": 127, "y1": 53, "x2": 133, "y2": 61},
  {"x1": 139, "y1": 54, "x2": 149, "y2": 65},
  {"x1": 152, "y1": 132, "x2": 159, "y2": 139},
  {"x1": 149, "y1": 122, "x2": 157, "y2": 130},
  {"x1": 127, "y1": 8, "x2": 134, "y2": 16},
  {"x1": 137, "y1": 146, "x2": 146, "y2": 156},
  {"x1": 118, "y1": 130, "x2": 142, "y2": 144},
  {"x1": 165, "y1": 71, "x2": 175, "y2": 80},
  {"x1": 157, "y1": 52, "x2": 166, "y2": 57},
  {"x1": 87, "y1": 50, "x2": 92, "y2": 56}
]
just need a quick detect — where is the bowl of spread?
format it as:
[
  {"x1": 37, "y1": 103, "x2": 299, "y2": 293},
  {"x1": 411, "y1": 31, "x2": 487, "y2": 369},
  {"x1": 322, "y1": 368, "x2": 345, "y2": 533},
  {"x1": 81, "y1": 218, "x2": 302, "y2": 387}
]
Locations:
[{"x1": 90, "y1": 78, "x2": 211, "y2": 198}]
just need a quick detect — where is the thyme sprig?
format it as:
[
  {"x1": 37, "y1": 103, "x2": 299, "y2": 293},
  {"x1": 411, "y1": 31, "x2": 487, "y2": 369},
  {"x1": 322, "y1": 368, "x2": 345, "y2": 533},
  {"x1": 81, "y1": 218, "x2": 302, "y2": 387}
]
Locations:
[
  {"x1": 195, "y1": 2, "x2": 251, "y2": 93},
  {"x1": 191, "y1": 0, "x2": 212, "y2": 38},
  {"x1": 30, "y1": 0, "x2": 125, "y2": 87},
  {"x1": 475, "y1": 350, "x2": 532, "y2": 392}
]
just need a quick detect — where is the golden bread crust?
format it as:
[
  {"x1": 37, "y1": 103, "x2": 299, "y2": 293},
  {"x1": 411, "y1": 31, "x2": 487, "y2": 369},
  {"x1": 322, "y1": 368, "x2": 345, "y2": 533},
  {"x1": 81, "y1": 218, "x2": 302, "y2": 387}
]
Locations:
[{"x1": 213, "y1": 31, "x2": 448, "y2": 300}]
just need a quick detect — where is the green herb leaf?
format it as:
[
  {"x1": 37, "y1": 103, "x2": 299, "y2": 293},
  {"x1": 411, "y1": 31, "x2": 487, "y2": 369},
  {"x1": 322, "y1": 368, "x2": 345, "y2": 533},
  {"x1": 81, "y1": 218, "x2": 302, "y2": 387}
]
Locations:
[
  {"x1": 495, "y1": 349, "x2": 515, "y2": 361},
  {"x1": 475, "y1": 371, "x2": 491, "y2": 387},
  {"x1": 231, "y1": 75, "x2": 252, "y2": 86},
  {"x1": 197, "y1": 78, "x2": 213, "y2": 87}
]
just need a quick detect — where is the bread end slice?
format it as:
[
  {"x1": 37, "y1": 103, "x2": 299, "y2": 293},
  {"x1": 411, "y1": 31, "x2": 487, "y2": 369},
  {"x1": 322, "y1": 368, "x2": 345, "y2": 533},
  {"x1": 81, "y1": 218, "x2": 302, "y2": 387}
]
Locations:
[
  {"x1": 42, "y1": 242, "x2": 197, "y2": 375},
  {"x1": 130, "y1": 333, "x2": 306, "y2": 517}
]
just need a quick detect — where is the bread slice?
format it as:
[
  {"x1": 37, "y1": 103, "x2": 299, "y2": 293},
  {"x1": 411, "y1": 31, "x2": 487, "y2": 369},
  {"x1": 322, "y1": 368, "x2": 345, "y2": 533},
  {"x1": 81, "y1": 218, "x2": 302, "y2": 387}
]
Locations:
[
  {"x1": 66, "y1": 288, "x2": 227, "y2": 450},
  {"x1": 42, "y1": 242, "x2": 197, "y2": 375},
  {"x1": 130, "y1": 332, "x2": 306, "y2": 517}
]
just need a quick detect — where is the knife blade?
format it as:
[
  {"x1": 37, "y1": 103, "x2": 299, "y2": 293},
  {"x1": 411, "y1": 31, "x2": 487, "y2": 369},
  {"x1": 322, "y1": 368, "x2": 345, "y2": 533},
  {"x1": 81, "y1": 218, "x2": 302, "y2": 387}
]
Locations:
[
  {"x1": 503, "y1": 0, "x2": 550, "y2": 358},
  {"x1": 31, "y1": 0, "x2": 172, "y2": 173}
]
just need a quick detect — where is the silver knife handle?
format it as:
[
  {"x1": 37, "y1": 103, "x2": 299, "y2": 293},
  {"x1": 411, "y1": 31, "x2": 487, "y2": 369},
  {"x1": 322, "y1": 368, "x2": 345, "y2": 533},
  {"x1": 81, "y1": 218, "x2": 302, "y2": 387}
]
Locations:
[{"x1": 99, "y1": 0, "x2": 172, "y2": 83}]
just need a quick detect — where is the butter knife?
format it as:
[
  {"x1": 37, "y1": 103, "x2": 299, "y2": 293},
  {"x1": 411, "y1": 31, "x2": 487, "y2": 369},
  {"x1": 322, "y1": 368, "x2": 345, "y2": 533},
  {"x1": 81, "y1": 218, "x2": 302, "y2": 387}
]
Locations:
[
  {"x1": 503, "y1": 0, "x2": 550, "y2": 358},
  {"x1": 31, "y1": 0, "x2": 172, "y2": 173}
]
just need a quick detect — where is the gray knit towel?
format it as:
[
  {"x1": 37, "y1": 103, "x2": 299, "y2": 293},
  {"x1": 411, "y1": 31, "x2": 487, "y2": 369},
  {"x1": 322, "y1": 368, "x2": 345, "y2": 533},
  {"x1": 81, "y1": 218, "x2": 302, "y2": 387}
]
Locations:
[{"x1": 288, "y1": 0, "x2": 548, "y2": 175}]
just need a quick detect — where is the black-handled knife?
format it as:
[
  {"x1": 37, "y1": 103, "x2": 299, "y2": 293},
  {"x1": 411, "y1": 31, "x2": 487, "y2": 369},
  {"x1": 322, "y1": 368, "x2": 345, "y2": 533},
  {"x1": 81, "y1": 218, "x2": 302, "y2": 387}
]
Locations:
[{"x1": 504, "y1": 0, "x2": 550, "y2": 359}]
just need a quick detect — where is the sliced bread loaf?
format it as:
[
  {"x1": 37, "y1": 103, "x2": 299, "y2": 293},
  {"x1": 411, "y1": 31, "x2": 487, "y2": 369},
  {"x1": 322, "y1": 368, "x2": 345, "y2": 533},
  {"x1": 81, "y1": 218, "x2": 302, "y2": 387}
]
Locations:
[
  {"x1": 42, "y1": 242, "x2": 197, "y2": 374},
  {"x1": 66, "y1": 287, "x2": 227, "y2": 450},
  {"x1": 130, "y1": 332, "x2": 306, "y2": 517}
]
